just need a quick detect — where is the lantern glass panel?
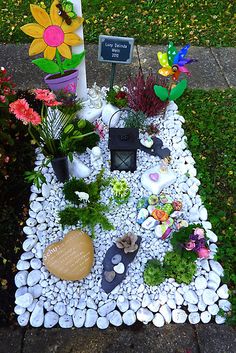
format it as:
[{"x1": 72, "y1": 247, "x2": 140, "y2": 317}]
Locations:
[{"x1": 111, "y1": 150, "x2": 136, "y2": 172}]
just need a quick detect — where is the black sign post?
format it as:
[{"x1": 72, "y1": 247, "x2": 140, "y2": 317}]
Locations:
[{"x1": 98, "y1": 35, "x2": 134, "y2": 89}]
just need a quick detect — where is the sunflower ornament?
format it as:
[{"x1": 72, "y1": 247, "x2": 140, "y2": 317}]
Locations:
[{"x1": 21, "y1": 0, "x2": 85, "y2": 77}]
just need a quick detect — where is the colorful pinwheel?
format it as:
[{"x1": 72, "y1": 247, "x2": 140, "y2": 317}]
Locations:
[{"x1": 157, "y1": 42, "x2": 196, "y2": 81}]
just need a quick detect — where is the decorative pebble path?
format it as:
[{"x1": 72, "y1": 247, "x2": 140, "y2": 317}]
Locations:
[{"x1": 14, "y1": 101, "x2": 231, "y2": 328}]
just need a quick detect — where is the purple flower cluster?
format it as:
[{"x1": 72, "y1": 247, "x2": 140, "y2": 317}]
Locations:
[{"x1": 184, "y1": 228, "x2": 210, "y2": 258}]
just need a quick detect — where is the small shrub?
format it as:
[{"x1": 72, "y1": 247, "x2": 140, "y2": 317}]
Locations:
[
  {"x1": 163, "y1": 252, "x2": 197, "y2": 284},
  {"x1": 126, "y1": 69, "x2": 167, "y2": 117},
  {"x1": 144, "y1": 259, "x2": 166, "y2": 286},
  {"x1": 124, "y1": 110, "x2": 147, "y2": 129}
]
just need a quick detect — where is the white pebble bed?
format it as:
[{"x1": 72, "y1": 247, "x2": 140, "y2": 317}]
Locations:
[{"x1": 14, "y1": 101, "x2": 231, "y2": 328}]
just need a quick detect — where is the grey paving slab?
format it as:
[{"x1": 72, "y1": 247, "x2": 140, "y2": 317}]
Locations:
[
  {"x1": 0, "y1": 44, "x2": 234, "y2": 90},
  {"x1": 196, "y1": 324, "x2": 236, "y2": 353},
  {"x1": 0, "y1": 328, "x2": 24, "y2": 353},
  {"x1": 211, "y1": 47, "x2": 236, "y2": 88},
  {"x1": 23, "y1": 324, "x2": 198, "y2": 353}
]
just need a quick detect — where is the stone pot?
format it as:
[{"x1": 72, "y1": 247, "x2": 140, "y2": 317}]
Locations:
[{"x1": 101, "y1": 103, "x2": 121, "y2": 127}]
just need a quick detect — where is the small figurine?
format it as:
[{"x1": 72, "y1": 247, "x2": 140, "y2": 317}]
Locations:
[
  {"x1": 89, "y1": 146, "x2": 103, "y2": 170},
  {"x1": 88, "y1": 83, "x2": 102, "y2": 109}
]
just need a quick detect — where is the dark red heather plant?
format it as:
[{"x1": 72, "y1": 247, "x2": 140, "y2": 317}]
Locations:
[{"x1": 127, "y1": 69, "x2": 167, "y2": 117}]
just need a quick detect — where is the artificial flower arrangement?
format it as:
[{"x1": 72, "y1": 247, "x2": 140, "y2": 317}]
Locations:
[
  {"x1": 106, "y1": 86, "x2": 128, "y2": 109},
  {"x1": 116, "y1": 232, "x2": 138, "y2": 254},
  {"x1": 154, "y1": 42, "x2": 197, "y2": 102},
  {"x1": 110, "y1": 178, "x2": 130, "y2": 204},
  {"x1": 9, "y1": 89, "x2": 100, "y2": 186},
  {"x1": 21, "y1": 0, "x2": 85, "y2": 92}
]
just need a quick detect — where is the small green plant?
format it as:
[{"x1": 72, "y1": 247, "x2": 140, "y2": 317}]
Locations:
[
  {"x1": 144, "y1": 259, "x2": 166, "y2": 286},
  {"x1": 59, "y1": 169, "x2": 113, "y2": 238},
  {"x1": 144, "y1": 250, "x2": 197, "y2": 286},
  {"x1": 111, "y1": 178, "x2": 130, "y2": 204},
  {"x1": 106, "y1": 87, "x2": 128, "y2": 108},
  {"x1": 124, "y1": 110, "x2": 147, "y2": 130}
]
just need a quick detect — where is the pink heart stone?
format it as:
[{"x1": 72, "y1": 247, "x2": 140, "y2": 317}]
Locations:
[{"x1": 149, "y1": 173, "x2": 159, "y2": 182}]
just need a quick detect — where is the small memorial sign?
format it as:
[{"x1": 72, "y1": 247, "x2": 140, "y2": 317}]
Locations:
[
  {"x1": 98, "y1": 35, "x2": 134, "y2": 64},
  {"x1": 43, "y1": 230, "x2": 94, "y2": 281}
]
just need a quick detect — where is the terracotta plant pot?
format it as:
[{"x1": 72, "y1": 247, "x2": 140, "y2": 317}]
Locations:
[
  {"x1": 51, "y1": 156, "x2": 69, "y2": 183},
  {"x1": 44, "y1": 70, "x2": 78, "y2": 93}
]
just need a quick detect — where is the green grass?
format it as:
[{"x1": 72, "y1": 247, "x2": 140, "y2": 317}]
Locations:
[
  {"x1": 0, "y1": 0, "x2": 235, "y2": 46},
  {"x1": 178, "y1": 89, "x2": 236, "y2": 324}
]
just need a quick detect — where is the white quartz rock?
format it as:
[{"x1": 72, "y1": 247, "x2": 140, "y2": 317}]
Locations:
[
  {"x1": 195, "y1": 276, "x2": 207, "y2": 290},
  {"x1": 30, "y1": 258, "x2": 42, "y2": 270},
  {"x1": 27, "y1": 269, "x2": 41, "y2": 286},
  {"x1": 153, "y1": 313, "x2": 165, "y2": 327},
  {"x1": 217, "y1": 284, "x2": 229, "y2": 299},
  {"x1": 85, "y1": 309, "x2": 98, "y2": 328},
  {"x1": 59, "y1": 315, "x2": 73, "y2": 328},
  {"x1": 123, "y1": 310, "x2": 136, "y2": 326},
  {"x1": 117, "y1": 296, "x2": 129, "y2": 312},
  {"x1": 87, "y1": 297, "x2": 97, "y2": 310},
  {"x1": 16, "y1": 260, "x2": 30, "y2": 271},
  {"x1": 15, "y1": 293, "x2": 34, "y2": 308},
  {"x1": 44, "y1": 311, "x2": 59, "y2": 328},
  {"x1": 22, "y1": 237, "x2": 38, "y2": 252},
  {"x1": 130, "y1": 300, "x2": 141, "y2": 312},
  {"x1": 184, "y1": 290, "x2": 198, "y2": 304},
  {"x1": 98, "y1": 301, "x2": 116, "y2": 316},
  {"x1": 202, "y1": 289, "x2": 218, "y2": 305},
  {"x1": 188, "y1": 312, "x2": 200, "y2": 324},
  {"x1": 218, "y1": 300, "x2": 231, "y2": 312},
  {"x1": 30, "y1": 201, "x2": 42, "y2": 213},
  {"x1": 137, "y1": 308, "x2": 154, "y2": 324},
  {"x1": 148, "y1": 300, "x2": 160, "y2": 313},
  {"x1": 142, "y1": 293, "x2": 151, "y2": 308},
  {"x1": 215, "y1": 315, "x2": 226, "y2": 324},
  {"x1": 21, "y1": 252, "x2": 34, "y2": 260},
  {"x1": 206, "y1": 229, "x2": 218, "y2": 243},
  {"x1": 54, "y1": 302, "x2": 66, "y2": 316},
  {"x1": 14, "y1": 305, "x2": 26, "y2": 315},
  {"x1": 18, "y1": 311, "x2": 30, "y2": 327},
  {"x1": 199, "y1": 206, "x2": 208, "y2": 221},
  {"x1": 97, "y1": 316, "x2": 109, "y2": 329},
  {"x1": 172, "y1": 309, "x2": 187, "y2": 323},
  {"x1": 68, "y1": 156, "x2": 91, "y2": 178},
  {"x1": 159, "y1": 304, "x2": 172, "y2": 324},
  {"x1": 42, "y1": 183, "x2": 50, "y2": 198},
  {"x1": 30, "y1": 301, "x2": 44, "y2": 327},
  {"x1": 174, "y1": 291, "x2": 184, "y2": 305},
  {"x1": 200, "y1": 311, "x2": 211, "y2": 323},
  {"x1": 15, "y1": 271, "x2": 28, "y2": 288},
  {"x1": 73, "y1": 309, "x2": 86, "y2": 328},
  {"x1": 208, "y1": 304, "x2": 219, "y2": 316},
  {"x1": 200, "y1": 259, "x2": 210, "y2": 272},
  {"x1": 209, "y1": 260, "x2": 224, "y2": 277},
  {"x1": 107, "y1": 310, "x2": 122, "y2": 326},
  {"x1": 28, "y1": 284, "x2": 42, "y2": 299}
]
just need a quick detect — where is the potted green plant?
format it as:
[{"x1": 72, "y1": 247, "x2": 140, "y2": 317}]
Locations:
[
  {"x1": 9, "y1": 89, "x2": 100, "y2": 186},
  {"x1": 20, "y1": 0, "x2": 85, "y2": 93},
  {"x1": 102, "y1": 86, "x2": 128, "y2": 126}
]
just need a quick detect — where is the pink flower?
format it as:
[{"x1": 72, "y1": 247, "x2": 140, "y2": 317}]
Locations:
[
  {"x1": 0, "y1": 95, "x2": 6, "y2": 103},
  {"x1": 33, "y1": 88, "x2": 61, "y2": 106},
  {"x1": 185, "y1": 240, "x2": 195, "y2": 251},
  {"x1": 45, "y1": 100, "x2": 62, "y2": 107},
  {"x1": 194, "y1": 227, "x2": 205, "y2": 238},
  {"x1": 9, "y1": 99, "x2": 29, "y2": 119},
  {"x1": 24, "y1": 108, "x2": 41, "y2": 125},
  {"x1": 197, "y1": 247, "x2": 210, "y2": 259},
  {"x1": 95, "y1": 121, "x2": 105, "y2": 139}
]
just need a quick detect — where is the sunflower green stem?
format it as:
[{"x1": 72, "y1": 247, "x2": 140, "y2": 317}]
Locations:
[{"x1": 56, "y1": 49, "x2": 64, "y2": 75}]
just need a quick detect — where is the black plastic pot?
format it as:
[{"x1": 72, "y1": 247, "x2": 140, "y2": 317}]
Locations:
[{"x1": 51, "y1": 156, "x2": 69, "y2": 183}]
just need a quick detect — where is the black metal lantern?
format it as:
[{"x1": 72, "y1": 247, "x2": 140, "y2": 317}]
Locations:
[{"x1": 108, "y1": 127, "x2": 139, "y2": 172}]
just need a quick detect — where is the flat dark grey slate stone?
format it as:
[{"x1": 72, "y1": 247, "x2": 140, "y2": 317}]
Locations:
[{"x1": 211, "y1": 47, "x2": 236, "y2": 88}]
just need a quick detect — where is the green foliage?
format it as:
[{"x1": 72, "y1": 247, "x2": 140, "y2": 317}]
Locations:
[
  {"x1": 124, "y1": 110, "x2": 147, "y2": 129},
  {"x1": 32, "y1": 58, "x2": 59, "y2": 74},
  {"x1": 1, "y1": 0, "x2": 235, "y2": 46},
  {"x1": 178, "y1": 88, "x2": 236, "y2": 323},
  {"x1": 163, "y1": 251, "x2": 197, "y2": 284},
  {"x1": 106, "y1": 89, "x2": 127, "y2": 108},
  {"x1": 154, "y1": 85, "x2": 169, "y2": 101},
  {"x1": 144, "y1": 259, "x2": 166, "y2": 286},
  {"x1": 59, "y1": 169, "x2": 113, "y2": 238},
  {"x1": 169, "y1": 79, "x2": 187, "y2": 100},
  {"x1": 62, "y1": 52, "x2": 85, "y2": 70}
]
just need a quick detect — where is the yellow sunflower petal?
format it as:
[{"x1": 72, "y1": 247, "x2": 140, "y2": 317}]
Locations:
[
  {"x1": 44, "y1": 46, "x2": 56, "y2": 60},
  {"x1": 57, "y1": 43, "x2": 72, "y2": 59},
  {"x1": 64, "y1": 33, "x2": 83, "y2": 46},
  {"x1": 30, "y1": 4, "x2": 52, "y2": 28},
  {"x1": 29, "y1": 38, "x2": 47, "y2": 56},
  {"x1": 61, "y1": 16, "x2": 84, "y2": 34},
  {"x1": 21, "y1": 23, "x2": 44, "y2": 38},
  {"x1": 158, "y1": 67, "x2": 173, "y2": 77},
  {"x1": 50, "y1": 0, "x2": 63, "y2": 26}
]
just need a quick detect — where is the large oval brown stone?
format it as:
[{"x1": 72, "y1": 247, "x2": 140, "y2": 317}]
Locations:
[{"x1": 43, "y1": 229, "x2": 94, "y2": 281}]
